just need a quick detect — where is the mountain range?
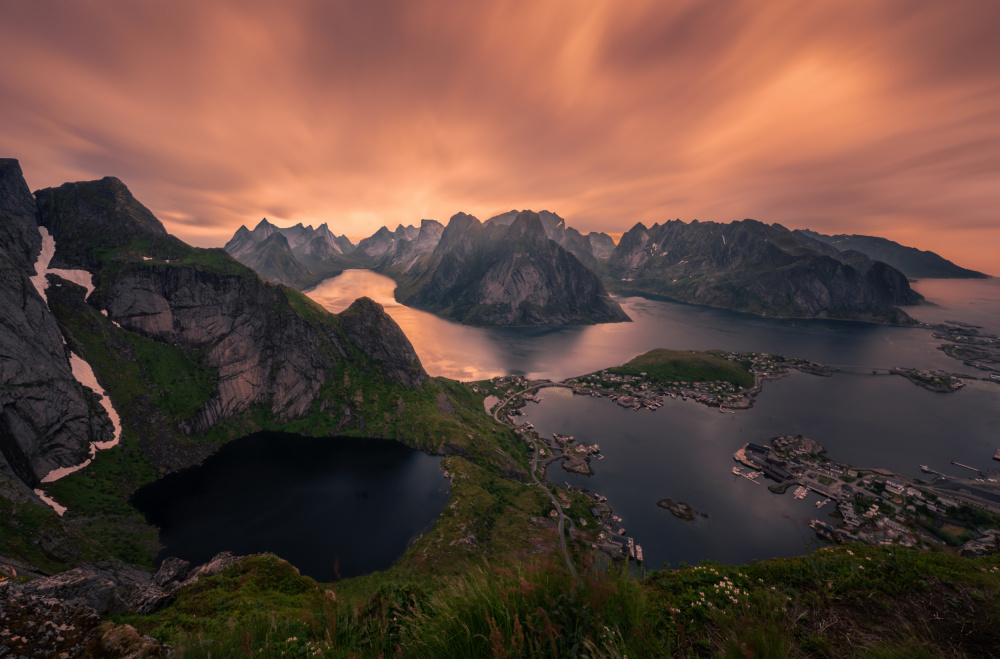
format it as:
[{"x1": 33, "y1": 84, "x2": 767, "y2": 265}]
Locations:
[
  {"x1": 222, "y1": 208, "x2": 989, "y2": 325},
  {"x1": 226, "y1": 210, "x2": 629, "y2": 326}
]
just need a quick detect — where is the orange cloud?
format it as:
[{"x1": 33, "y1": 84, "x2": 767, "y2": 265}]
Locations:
[{"x1": 1, "y1": 0, "x2": 997, "y2": 273}]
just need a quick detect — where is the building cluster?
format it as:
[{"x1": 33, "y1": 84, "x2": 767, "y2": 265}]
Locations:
[{"x1": 736, "y1": 436, "x2": 1000, "y2": 554}]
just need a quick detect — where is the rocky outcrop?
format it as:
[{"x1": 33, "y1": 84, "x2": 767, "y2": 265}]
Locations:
[
  {"x1": 0, "y1": 158, "x2": 42, "y2": 273},
  {"x1": 339, "y1": 297, "x2": 426, "y2": 387},
  {"x1": 0, "y1": 165, "x2": 115, "y2": 488},
  {"x1": 795, "y1": 229, "x2": 990, "y2": 279},
  {"x1": 395, "y1": 211, "x2": 629, "y2": 326},
  {"x1": 0, "y1": 551, "x2": 248, "y2": 657},
  {"x1": 89, "y1": 259, "x2": 423, "y2": 433},
  {"x1": 960, "y1": 530, "x2": 999, "y2": 558},
  {"x1": 32, "y1": 176, "x2": 427, "y2": 439},
  {"x1": 607, "y1": 219, "x2": 922, "y2": 322}
]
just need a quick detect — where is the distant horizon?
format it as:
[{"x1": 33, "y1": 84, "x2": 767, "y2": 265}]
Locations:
[{"x1": 3, "y1": 1, "x2": 998, "y2": 273}]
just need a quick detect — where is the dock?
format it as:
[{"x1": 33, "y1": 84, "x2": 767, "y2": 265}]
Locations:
[{"x1": 952, "y1": 461, "x2": 981, "y2": 474}]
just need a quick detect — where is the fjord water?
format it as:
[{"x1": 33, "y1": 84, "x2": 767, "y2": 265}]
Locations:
[
  {"x1": 307, "y1": 270, "x2": 1000, "y2": 381},
  {"x1": 307, "y1": 271, "x2": 1000, "y2": 568},
  {"x1": 131, "y1": 433, "x2": 448, "y2": 581}
]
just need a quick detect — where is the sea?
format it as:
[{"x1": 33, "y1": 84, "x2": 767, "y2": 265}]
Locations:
[{"x1": 304, "y1": 271, "x2": 1000, "y2": 569}]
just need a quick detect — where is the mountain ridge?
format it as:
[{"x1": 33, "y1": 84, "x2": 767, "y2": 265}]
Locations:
[
  {"x1": 605, "y1": 219, "x2": 922, "y2": 323},
  {"x1": 796, "y1": 229, "x2": 990, "y2": 279}
]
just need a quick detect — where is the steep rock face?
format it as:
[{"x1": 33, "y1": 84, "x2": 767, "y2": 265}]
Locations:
[
  {"x1": 795, "y1": 229, "x2": 990, "y2": 279},
  {"x1": 339, "y1": 297, "x2": 426, "y2": 387},
  {"x1": 0, "y1": 164, "x2": 115, "y2": 487},
  {"x1": 0, "y1": 159, "x2": 42, "y2": 273},
  {"x1": 0, "y1": 250, "x2": 114, "y2": 486},
  {"x1": 397, "y1": 211, "x2": 629, "y2": 326},
  {"x1": 34, "y1": 176, "x2": 426, "y2": 437},
  {"x1": 93, "y1": 261, "x2": 422, "y2": 433},
  {"x1": 607, "y1": 219, "x2": 921, "y2": 321}
]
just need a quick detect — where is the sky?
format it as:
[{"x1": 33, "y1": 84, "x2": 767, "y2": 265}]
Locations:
[{"x1": 1, "y1": 1, "x2": 997, "y2": 274}]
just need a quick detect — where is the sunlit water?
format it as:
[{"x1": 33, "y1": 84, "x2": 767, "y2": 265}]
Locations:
[
  {"x1": 306, "y1": 271, "x2": 1000, "y2": 568},
  {"x1": 307, "y1": 270, "x2": 1000, "y2": 381}
]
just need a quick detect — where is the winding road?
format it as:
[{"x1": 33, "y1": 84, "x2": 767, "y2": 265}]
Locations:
[{"x1": 492, "y1": 382, "x2": 580, "y2": 582}]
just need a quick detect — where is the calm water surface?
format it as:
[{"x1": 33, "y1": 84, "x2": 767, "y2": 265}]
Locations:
[
  {"x1": 132, "y1": 433, "x2": 449, "y2": 581},
  {"x1": 306, "y1": 271, "x2": 1000, "y2": 568},
  {"x1": 307, "y1": 271, "x2": 1000, "y2": 381}
]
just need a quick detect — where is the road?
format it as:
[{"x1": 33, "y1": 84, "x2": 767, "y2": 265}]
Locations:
[{"x1": 492, "y1": 381, "x2": 579, "y2": 582}]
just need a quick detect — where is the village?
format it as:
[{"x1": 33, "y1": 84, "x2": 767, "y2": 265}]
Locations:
[
  {"x1": 732, "y1": 435, "x2": 1000, "y2": 556},
  {"x1": 472, "y1": 355, "x2": 1000, "y2": 568}
]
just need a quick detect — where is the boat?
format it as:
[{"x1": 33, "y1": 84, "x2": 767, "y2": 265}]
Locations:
[
  {"x1": 732, "y1": 466, "x2": 743, "y2": 476},
  {"x1": 921, "y1": 464, "x2": 934, "y2": 473},
  {"x1": 994, "y1": 449, "x2": 1000, "y2": 462},
  {"x1": 635, "y1": 544, "x2": 643, "y2": 563}
]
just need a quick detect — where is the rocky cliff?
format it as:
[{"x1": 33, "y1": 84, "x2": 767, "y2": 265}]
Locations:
[
  {"x1": 607, "y1": 219, "x2": 922, "y2": 322},
  {"x1": 795, "y1": 229, "x2": 990, "y2": 279},
  {"x1": 0, "y1": 159, "x2": 42, "y2": 273},
  {"x1": 395, "y1": 211, "x2": 629, "y2": 326},
  {"x1": 1, "y1": 164, "x2": 427, "y2": 494},
  {"x1": 0, "y1": 164, "x2": 116, "y2": 488}
]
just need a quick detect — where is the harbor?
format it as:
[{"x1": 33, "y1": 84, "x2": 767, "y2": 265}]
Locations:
[
  {"x1": 477, "y1": 346, "x2": 1000, "y2": 571},
  {"x1": 730, "y1": 436, "x2": 1000, "y2": 554}
]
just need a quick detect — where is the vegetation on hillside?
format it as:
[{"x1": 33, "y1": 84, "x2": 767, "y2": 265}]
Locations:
[
  {"x1": 115, "y1": 546, "x2": 1000, "y2": 657},
  {"x1": 609, "y1": 348, "x2": 755, "y2": 389}
]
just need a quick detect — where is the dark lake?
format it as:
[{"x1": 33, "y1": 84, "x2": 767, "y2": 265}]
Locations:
[{"x1": 131, "y1": 433, "x2": 449, "y2": 581}]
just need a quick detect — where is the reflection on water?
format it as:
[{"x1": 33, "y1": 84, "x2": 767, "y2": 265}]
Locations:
[
  {"x1": 518, "y1": 373, "x2": 1000, "y2": 569},
  {"x1": 905, "y1": 278, "x2": 1000, "y2": 333},
  {"x1": 306, "y1": 270, "x2": 999, "y2": 381},
  {"x1": 302, "y1": 270, "x2": 1000, "y2": 568}
]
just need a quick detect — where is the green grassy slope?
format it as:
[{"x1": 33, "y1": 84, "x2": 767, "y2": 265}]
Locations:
[
  {"x1": 116, "y1": 545, "x2": 1000, "y2": 658},
  {"x1": 609, "y1": 348, "x2": 755, "y2": 389}
]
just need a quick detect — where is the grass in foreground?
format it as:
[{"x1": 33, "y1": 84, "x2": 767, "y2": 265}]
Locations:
[{"x1": 118, "y1": 545, "x2": 1000, "y2": 658}]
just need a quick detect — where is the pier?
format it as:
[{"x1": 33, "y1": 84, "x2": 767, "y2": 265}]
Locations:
[{"x1": 952, "y1": 461, "x2": 982, "y2": 474}]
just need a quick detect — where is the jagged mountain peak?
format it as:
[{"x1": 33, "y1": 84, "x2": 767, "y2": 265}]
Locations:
[{"x1": 505, "y1": 210, "x2": 549, "y2": 242}]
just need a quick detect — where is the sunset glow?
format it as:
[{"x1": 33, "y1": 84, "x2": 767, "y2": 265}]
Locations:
[{"x1": 2, "y1": 0, "x2": 997, "y2": 273}]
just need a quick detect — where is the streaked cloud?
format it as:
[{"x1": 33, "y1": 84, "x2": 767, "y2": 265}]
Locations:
[{"x1": 1, "y1": 0, "x2": 997, "y2": 272}]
